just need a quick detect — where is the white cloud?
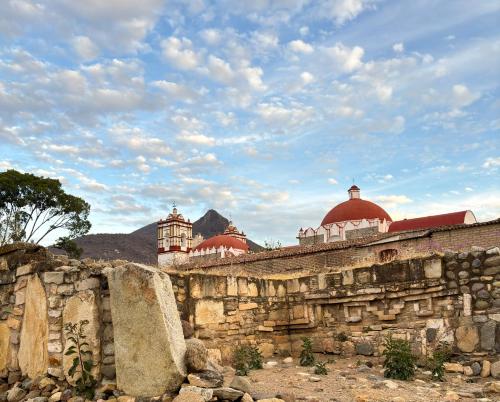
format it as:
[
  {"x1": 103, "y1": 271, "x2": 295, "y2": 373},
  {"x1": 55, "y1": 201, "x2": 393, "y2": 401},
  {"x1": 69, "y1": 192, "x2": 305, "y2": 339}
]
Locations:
[
  {"x1": 152, "y1": 80, "x2": 200, "y2": 103},
  {"x1": 177, "y1": 132, "x2": 216, "y2": 146},
  {"x1": 323, "y1": 43, "x2": 364, "y2": 72},
  {"x1": 161, "y1": 37, "x2": 201, "y2": 70},
  {"x1": 452, "y1": 84, "x2": 480, "y2": 108},
  {"x1": 317, "y1": 0, "x2": 372, "y2": 25},
  {"x1": 214, "y1": 111, "x2": 236, "y2": 127},
  {"x1": 482, "y1": 157, "x2": 500, "y2": 169},
  {"x1": 288, "y1": 39, "x2": 314, "y2": 54},
  {"x1": 328, "y1": 178, "x2": 338, "y2": 184},
  {"x1": 72, "y1": 36, "x2": 99, "y2": 61},
  {"x1": 199, "y1": 28, "x2": 221, "y2": 45},
  {"x1": 108, "y1": 125, "x2": 172, "y2": 156},
  {"x1": 336, "y1": 106, "x2": 363, "y2": 118},
  {"x1": 375, "y1": 194, "x2": 413, "y2": 207},
  {"x1": 393, "y1": 42, "x2": 404, "y2": 53},
  {"x1": 299, "y1": 26, "x2": 309, "y2": 36},
  {"x1": 257, "y1": 102, "x2": 315, "y2": 128},
  {"x1": 300, "y1": 71, "x2": 314, "y2": 85}
]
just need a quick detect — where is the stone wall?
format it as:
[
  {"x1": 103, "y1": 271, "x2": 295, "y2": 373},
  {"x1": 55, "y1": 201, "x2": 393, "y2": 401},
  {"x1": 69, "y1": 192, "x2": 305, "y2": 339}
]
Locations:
[
  {"x1": 0, "y1": 244, "x2": 116, "y2": 385},
  {"x1": 1, "y1": 239, "x2": 499, "y2": 390}
]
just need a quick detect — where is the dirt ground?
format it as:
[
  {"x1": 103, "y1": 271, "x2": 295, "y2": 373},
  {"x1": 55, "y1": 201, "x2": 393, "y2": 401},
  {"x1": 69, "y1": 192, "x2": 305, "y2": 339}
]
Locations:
[{"x1": 244, "y1": 356, "x2": 497, "y2": 402}]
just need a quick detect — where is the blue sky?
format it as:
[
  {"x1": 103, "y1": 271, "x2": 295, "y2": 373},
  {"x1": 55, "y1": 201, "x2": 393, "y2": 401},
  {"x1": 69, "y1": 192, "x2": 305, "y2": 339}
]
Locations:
[{"x1": 1, "y1": 0, "x2": 499, "y2": 246}]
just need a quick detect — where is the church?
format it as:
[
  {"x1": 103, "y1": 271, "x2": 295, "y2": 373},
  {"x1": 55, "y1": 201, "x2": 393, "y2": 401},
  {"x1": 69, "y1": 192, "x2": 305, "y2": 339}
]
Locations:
[{"x1": 157, "y1": 185, "x2": 477, "y2": 266}]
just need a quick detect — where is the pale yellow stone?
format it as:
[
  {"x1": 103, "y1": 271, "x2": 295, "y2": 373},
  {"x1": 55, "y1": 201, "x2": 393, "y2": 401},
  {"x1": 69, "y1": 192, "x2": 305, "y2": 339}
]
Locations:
[
  {"x1": 18, "y1": 274, "x2": 48, "y2": 379},
  {"x1": 239, "y1": 303, "x2": 258, "y2": 311},
  {"x1": 248, "y1": 282, "x2": 258, "y2": 297},
  {"x1": 63, "y1": 290, "x2": 101, "y2": 385},
  {"x1": 0, "y1": 323, "x2": 9, "y2": 374},
  {"x1": 195, "y1": 300, "x2": 224, "y2": 325}
]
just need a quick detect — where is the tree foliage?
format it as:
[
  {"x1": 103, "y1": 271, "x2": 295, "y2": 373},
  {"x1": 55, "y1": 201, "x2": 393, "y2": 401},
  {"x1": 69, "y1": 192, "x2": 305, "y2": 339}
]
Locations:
[
  {"x1": 382, "y1": 336, "x2": 417, "y2": 380},
  {"x1": 54, "y1": 236, "x2": 83, "y2": 259},
  {"x1": 0, "y1": 169, "x2": 91, "y2": 246},
  {"x1": 299, "y1": 337, "x2": 315, "y2": 366}
]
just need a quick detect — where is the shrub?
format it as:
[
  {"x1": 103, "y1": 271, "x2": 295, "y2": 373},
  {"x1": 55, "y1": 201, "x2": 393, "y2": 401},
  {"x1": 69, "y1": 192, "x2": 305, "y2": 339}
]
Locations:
[
  {"x1": 428, "y1": 343, "x2": 451, "y2": 381},
  {"x1": 299, "y1": 337, "x2": 315, "y2": 367},
  {"x1": 382, "y1": 336, "x2": 417, "y2": 380},
  {"x1": 233, "y1": 345, "x2": 263, "y2": 376},
  {"x1": 64, "y1": 320, "x2": 96, "y2": 399},
  {"x1": 314, "y1": 361, "x2": 328, "y2": 375}
]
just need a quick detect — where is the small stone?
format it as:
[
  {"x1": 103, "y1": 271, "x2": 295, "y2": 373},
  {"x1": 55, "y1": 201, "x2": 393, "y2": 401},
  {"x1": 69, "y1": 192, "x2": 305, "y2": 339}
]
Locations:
[
  {"x1": 181, "y1": 320, "x2": 194, "y2": 339},
  {"x1": 187, "y1": 370, "x2": 223, "y2": 388},
  {"x1": 308, "y1": 376, "x2": 321, "y2": 382},
  {"x1": 476, "y1": 300, "x2": 490, "y2": 310},
  {"x1": 483, "y1": 381, "x2": 500, "y2": 393},
  {"x1": 355, "y1": 342, "x2": 374, "y2": 356},
  {"x1": 472, "y1": 259, "x2": 482, "y2": 268},
  {"x1": 486, "y1": 247, "x2": 500, "y2": 255},
  {"x1": 491, "y1": 361, "x2": 500, "y2": 378},
  {"x1": 383, "y1": 380, "x2": 398, "y2": 389},
  {"x1": 282, "y1": 357, "x2": 293, "y2": 364},
  {"x1": 444, "y1": 362, "x2": 464, "y2": 373},
  {"x1": 471, "y1": 361, "x2": 482, "y2": 376},
  {"x1": 481, "y1": 360, "x2": 491, "y2": 377},
  {"x1": 212, "y1": 387, "x2": 244, "y2": 401},
  {"x1": 241, "y1": 393, "x2": 253, "y2": 402},
  {"x1": 263, "y1": 361, "x2": 278, "y2": 369},
  {"x1": 117, "y1": 397, "x2": 135, "y2": 402},
  {"x1": 49, "y1": 392, "x2": 62, "y2": 402},
  {"x1": 455, "y1": 326, "x2": 479, "y2": 352},
  {"x1": 458, "y1": 270, "x2": 469, "y2": 279},
  {"x1": 477, "y1": 289, "x2": 491, "y2": 299},
  {"x1": 173, "y1": 392, "x2": 204, "y2": 402},
  {"x1": 229, "y1": 376, "x2": 252, "y2": 394},
  {"x1": 391, "y1": 398, "x2": 405, "y2": 402},
  {"x1": 7, "y1": 387, "x2": 27, "y2": 402},
  {"x1": 463, "y1": 366, "x2": 474, "y2": 376},
  {"x1": 179, "y1": 386, "x2": 212, "y2": 402}
]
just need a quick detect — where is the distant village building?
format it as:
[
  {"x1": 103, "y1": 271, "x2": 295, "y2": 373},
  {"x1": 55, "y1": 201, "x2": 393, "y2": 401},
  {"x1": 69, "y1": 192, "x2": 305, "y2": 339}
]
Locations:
[
  {"x1": 157, "y1": 206, "x2": 193, "y2": 266},
  {"x1": 298, "y1": 185, "x2": 477, "y2": 246},
  {"x1": 157, "y1": 207, "x2": 249, "y2": 266}
]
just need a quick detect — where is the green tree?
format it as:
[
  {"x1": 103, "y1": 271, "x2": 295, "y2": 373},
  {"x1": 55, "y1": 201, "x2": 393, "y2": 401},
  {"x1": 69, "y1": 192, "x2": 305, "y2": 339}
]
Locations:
[
  {"x1": 54, "y1": 236, "x2": 83, "y2": 259},
  {"x1": 0, "y1": 169, "x2": 91, "y2": 246}
]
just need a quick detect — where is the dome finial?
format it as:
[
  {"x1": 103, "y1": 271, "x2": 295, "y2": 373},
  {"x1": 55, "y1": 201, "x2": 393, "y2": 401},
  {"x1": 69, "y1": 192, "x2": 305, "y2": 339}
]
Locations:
[{"x1": 348, "y1": 184, "x2": 360, "y2": 199}]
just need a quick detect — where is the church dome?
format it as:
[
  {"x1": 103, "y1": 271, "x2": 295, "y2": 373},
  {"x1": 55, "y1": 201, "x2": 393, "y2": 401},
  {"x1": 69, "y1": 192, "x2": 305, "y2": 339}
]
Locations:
[
  {"x1": 193, "y1": 234, "x2": 249, "y2": 252},
  {"x1": 321, "y1": 185, "x2": 392, "y2": 226}
]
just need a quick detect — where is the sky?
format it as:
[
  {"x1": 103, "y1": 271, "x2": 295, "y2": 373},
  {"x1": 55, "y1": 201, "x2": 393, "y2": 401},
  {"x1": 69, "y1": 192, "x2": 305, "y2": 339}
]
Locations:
[{"x1": 0, "y1": 0, "x2": 499, "y2": 246}]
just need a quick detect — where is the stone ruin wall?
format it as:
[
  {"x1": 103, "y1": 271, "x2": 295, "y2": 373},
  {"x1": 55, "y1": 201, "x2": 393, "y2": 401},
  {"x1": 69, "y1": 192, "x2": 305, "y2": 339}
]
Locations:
[
  {"x1": 169, "y1": 249, "x2": 500, "y2": 365},
  {"x1": 0, "y1": 222, "x2": 499, "y2": 390}
]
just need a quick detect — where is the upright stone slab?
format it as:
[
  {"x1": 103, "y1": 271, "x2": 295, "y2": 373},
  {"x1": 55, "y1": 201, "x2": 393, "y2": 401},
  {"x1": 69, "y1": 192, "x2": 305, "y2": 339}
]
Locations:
[
  {"x1": 18, "y1": 274, "x2": 48, "y2": 378},
  {"x1": 63, "y1": 290, "x2": 101, "y2": 384},
  {"x1": 107, "y1": 263, "x2": 186, "y2": 396},
  {"x1": 0, "y1": 322, "x2": 9, "y2": 376}
]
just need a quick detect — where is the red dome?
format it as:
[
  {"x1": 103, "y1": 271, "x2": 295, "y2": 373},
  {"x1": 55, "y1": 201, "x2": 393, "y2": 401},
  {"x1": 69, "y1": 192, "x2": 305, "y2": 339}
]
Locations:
[
  {"x1": 194, "y1": 235, "x2": 249, "y2": 252},
  {"x1": 321, "y1": 198, "x2": 392, "y2": 226}
]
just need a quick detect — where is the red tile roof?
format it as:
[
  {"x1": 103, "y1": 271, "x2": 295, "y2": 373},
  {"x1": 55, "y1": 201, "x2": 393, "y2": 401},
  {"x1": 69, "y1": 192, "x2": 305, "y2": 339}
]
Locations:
[
  {"x1": 193, "y1": 234, "x2": 249, "y2": 252},
  {"x1": 388, "y1": 211, "x2": 470, "y2": 232},
  {"x1": 321, "y1": 198, "x2": 392, "y2": 226}
]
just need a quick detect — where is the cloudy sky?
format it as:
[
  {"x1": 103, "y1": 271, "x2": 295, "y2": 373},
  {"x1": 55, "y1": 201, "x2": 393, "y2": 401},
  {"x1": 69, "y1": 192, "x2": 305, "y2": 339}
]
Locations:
[{"x1": 1, "y1": 0, "x2": 499, "y2": 246}]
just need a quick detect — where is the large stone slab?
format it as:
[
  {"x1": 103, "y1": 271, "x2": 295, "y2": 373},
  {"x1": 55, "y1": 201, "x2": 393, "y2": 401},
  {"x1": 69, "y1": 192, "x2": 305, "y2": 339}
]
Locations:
[
  {"x1": 62, "y1": 290, "x2": 101, "y2": 384},
  {"x1": 0, "y1": 322, "x2": 9, "y2": 375},
  {"x1": 18, "y1": 274, "x2": 48, "y2": 378},
  {"x1": 107, "y1": 263, "x2": 186, "y2": 396},
  {"x1": 455, "y1": 325, "x2": 479, "y2": 353}
]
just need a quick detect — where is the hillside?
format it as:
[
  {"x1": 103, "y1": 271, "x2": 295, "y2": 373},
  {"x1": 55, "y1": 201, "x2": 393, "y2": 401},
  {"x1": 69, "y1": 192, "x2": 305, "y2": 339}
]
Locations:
[{"x1": 51, "y1": 209, "x2": 263, "y2": 264}]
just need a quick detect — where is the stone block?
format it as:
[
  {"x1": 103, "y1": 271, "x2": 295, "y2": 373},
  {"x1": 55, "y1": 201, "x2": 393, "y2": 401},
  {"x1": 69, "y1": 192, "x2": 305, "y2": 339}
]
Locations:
[
  {"x1": 424, "y1": 259, "x2": 442, "y2": 279},
  {"x1": 63, "y1": 290, "x2": 101, "y2": 384},
  {"x1": 227, "y1": 277, "x2": 237, "y2": 296},
  {"x1": 195, "y1": 300, "x2": 224, "y2": 326},
  {"x1": 480, "y1": 321, "x2": 496, "y2": 350},
  {"x1": 42, "y1": 272, "x2": 64, "y2": 285},
  {"x1": 0, "y1": 322, "x2": 9, "y2": 374},
  {"x1": 107, "y1": 263, "x2": 186, "y2": 396},
  {"x1": 18, "y1": 274, "x2": 48, "y2": 379},
  {"x1": 238, "y1": 303, "x2": 258, "y2": 311},
  {"x1": 16, "y1": 264, "x2": 33, "y2": 277},
  {"x1": 455, "y1": 325, "x2": 479, "y2": 353},
  {"x1": 75, "y1": 278, "x2": 100, "y2": 291}
]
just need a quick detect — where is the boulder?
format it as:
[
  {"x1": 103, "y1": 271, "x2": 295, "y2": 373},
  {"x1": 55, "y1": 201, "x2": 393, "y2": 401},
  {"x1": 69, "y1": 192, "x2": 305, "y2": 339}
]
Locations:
[
  {"x1": 6, "y1": 387, "x2": 26, "y2": 402},
  {"x1": 444, "y1": 362, "x2": 464, "y2": 373},
  {"x1": 230, "y1": 376, "x2": 252, "y2": 394},
  {"x1": 455, "y1": 325, "x2": 479, "y2": 352},
  {"x1": 62, "y1": 290, "x2": 101, "y2": 384},
  {"x1": 185, "y1": 339, "x2": 208, "y2": 372},
  {"x1": 107, "y1": 263, "x2": 186, "y2": 397},
  {"x1": 18, "y1": 274, "x2": 48, "y2": 379},
  {"x1": 471, "y1": 361, "x2": 481, "y2": 376},
  {"x1": 483, "y1": 381, "x2": 500, "y2": 393}
]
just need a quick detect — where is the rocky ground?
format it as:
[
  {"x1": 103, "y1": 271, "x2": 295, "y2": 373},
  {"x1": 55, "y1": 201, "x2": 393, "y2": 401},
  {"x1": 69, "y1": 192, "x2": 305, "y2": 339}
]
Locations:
[{"x1": 2, "y1": 354, "x2": 499, "y2": 402}]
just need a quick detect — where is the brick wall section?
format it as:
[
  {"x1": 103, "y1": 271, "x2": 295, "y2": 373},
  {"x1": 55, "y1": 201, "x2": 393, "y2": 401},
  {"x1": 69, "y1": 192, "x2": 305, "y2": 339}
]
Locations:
[{"x1": 175, "y1": 220, "x2": 500, "y2": 277}]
